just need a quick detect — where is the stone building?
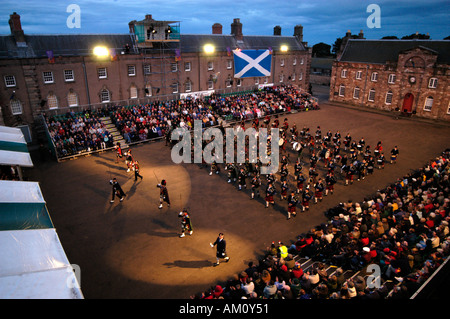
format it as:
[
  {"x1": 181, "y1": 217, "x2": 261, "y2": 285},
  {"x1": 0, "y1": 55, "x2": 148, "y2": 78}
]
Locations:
[
  {"x1": 0, "y1": 13, "x2": 311, "y2": 141},
  {"x1": 329, "y1": 35, "x2": 450, "y2": 121}
]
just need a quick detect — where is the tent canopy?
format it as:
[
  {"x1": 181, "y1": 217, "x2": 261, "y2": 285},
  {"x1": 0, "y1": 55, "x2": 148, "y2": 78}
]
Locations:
[
  {"x1": 0, "y1": 180, "x2": 53, "y2": 231},
  {"x1": 0, "y1": 126, "x2": 33, "y2": 167},
  {"x1": 0, "y1": 228, "x2": 83, "y2": 299}
]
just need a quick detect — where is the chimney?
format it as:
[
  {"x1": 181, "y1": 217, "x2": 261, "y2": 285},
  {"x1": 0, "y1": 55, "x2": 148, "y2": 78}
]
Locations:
[
  {"x1": 212, "y1": 23, "x2": 222, "y2": 35},
  {"x1": 231, "y1": 18, "x2": 243, "y2": 41},
  {"x1": 9, "y1": 12, "x2": 26, "y2": 44},
  {"x1": 294, "y1": 25, "x2": 303, "y2": 42},
  {"x1": 145, "y1": 14, "x2": 153, "y2": 21},
  {"x1": 274, "y1": 26, "x2": 281, "y2": 36}
]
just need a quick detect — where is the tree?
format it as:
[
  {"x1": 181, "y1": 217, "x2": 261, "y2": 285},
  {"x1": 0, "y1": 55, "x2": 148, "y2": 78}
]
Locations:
[
  {"x1": 381, "y1": 36, "x2": 398, "y2": 39},
  {"x1": 401, "y1": 33, "x2": 430, "y2": 39},
  {"x1": 312, "y1": 42, "x2": 332, "y2": 57}
]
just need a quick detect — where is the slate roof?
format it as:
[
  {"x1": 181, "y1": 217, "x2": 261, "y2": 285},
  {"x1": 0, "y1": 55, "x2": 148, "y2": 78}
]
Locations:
[
  {"x1": 339, "y1": 39, "x2": 450, "y2": 65},
  {"x1": 0, "y1": 33, "x2": 306, "y2": 59}
]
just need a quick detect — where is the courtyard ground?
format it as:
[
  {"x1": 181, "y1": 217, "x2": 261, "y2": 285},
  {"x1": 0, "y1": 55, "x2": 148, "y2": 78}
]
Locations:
[{"x1": 27, "y1": 88, "x2": 450, "y2": 299}]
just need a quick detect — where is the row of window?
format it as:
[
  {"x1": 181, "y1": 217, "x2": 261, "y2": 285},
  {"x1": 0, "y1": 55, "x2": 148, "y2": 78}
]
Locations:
[
  {"x1": 4, "y1": 57, "x2": 307, "y2": 88},
  {"x1": 340, "y1": 69, "x2": 439, "y2": 88},
  {"x1": 338, "y1": 84, "x2": 444, "y2": 112}
]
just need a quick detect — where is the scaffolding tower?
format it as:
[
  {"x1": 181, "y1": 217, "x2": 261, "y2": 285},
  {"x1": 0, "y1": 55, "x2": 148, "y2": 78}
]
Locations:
[{"x1": 130, "y1": 15, "x2": 181, "y2": 98}]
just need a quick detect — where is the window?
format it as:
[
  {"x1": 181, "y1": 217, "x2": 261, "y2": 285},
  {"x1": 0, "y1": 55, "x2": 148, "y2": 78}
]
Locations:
[
  {"x1": 98, "y1": 68, "x2": 107, "y2": 79},
  {"x1": 171, "y1": 63, "x2": 178, "y2": 73},
  {"x1": 388, "y1": 74, "x2": 396, "y2": 84},
  {"x1": 424, "y1": 96, "x2": 433, "y2": 111},
  {"x1": 237, "y1": 79, "x2": 242, "y2": 87},
  {"x1": 100, "y1": 89, "x2": 110, "y2": 103},
  {"x1": 293, "y1": 58, "x2": 297, "y2": 66},
  {"x1": 43, "y1": 71, "x2": 54, "y2": 84},
  {"x1": 47, "y1": 93, "x2": 58, "y2": 109},
  {"x1": 291, "y1": 74, "x2": 295, "y2": 81},
  {"x1": 67, "y1": 91, "x2": 78, "y2": 107},
  {"x1": 428, "y1": 78, "x2": 438, "y2": 89},
  {"x1": 279, "y1": 74, "x2": 284, "y2": 83},
  {"x1": 339, "y1": 85, "x2": 345, "y2": 97},
  {"x1": 4, "y1": 75, "x2": 16, "y2": 87},
  {"x1": 10, "y1": 99, "x2": 22, "y2": 115},
  {"x1": 128, "y1": 65, "x2": 136, "y2": 76},
  {"x1": 143, "y1": 65, "x2": 151, "y2": 75},
  {"x1": 172, "y1": 83, "x2": 179, "y2": 94},
  {"x1": 355, "y1": 71, "x2": 362, "y2": 80},
  {"x1": 371, "y1": 72, "x2": 378, "y2": 82},
  {"x1": 226, "y1": 77, "x2": 232, "y2": 88},
  {"x1": 368, "y1": 89, "x2": 376, "y2": 102},
  {"x1": 255, "y1": 78, "x2": 260, "y2": 85},
  {"x1": 299, "y1": 72, "x2": 303, "y2": 81},
  {"x1": 300, "y1": 58, "x2": 304, "y2": 65},
  {"x1": 385, "y1": 91, "x2": 393, "y2": 105},
  {"x1": 184, "y1": 62, "x2": 191, "y2": 72},
  {"x1": 264, "y1": 77, "x2": 268, "y2": 84},
  {"x1": 64, "y1": 70, "x2": 74, "y2": 82},
  {"x1": 207, "y1": 61, "x2": 213, "y2": 71},
  {"x1": 341, "y1": 69, "x2": 347, "y2": 78},
  {"x1": 185, "y1": 81, "x2": 192, "y2": 92},
  {"x1": 208, "y1": 80, "x2": 214, "y2": 90},
  {"x1": 280, "y1": 59, "x2": 285, "y2": 67},
  {"x1": 353, "y1": 87, "x2": 360, "y2": 99},
  {"x1": 145, "y1": 84, "x2": 152, "y2": 97},
  {"x1": 130, "y1": 85, "x2": 138, "y2": 99},
  {"x1": 227, "y1": 60, "x2": 232, "y2": 69}
]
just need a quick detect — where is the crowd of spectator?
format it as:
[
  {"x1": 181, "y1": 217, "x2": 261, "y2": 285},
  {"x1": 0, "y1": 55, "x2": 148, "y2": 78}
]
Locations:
[
  {"x1": 193, "y1": 149, "x2": 450, "y2": 299},
  {"x1": 46, "y1": 109, "x2": 115, "y2": 158},
  {"x1": 45, "y1": 85, "x2": 317, "y2": 158}
]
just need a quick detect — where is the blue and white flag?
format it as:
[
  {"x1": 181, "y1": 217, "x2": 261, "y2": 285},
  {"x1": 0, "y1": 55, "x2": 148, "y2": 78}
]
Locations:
[{"x1": 233, "y1": 49, "x2": 272, "y2": 78}]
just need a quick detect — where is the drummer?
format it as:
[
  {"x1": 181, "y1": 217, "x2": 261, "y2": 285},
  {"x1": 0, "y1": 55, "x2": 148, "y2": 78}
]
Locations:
[{"x1": 390, "y1": 146, "x2": 399, "y2": 164}]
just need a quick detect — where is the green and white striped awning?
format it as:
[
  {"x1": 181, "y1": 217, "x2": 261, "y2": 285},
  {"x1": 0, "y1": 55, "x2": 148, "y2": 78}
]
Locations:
[{"x1": 0, "y1": 126, "x2": 33, "y2": 167}]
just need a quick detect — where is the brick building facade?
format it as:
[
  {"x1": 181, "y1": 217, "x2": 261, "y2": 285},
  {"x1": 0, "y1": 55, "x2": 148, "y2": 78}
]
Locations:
[
  {"x1": 329, "y1": 35, "x2": 450, "y2": 121},
  {"x1": 0, "y1": 13, "x2": 311, "y2": 141}
]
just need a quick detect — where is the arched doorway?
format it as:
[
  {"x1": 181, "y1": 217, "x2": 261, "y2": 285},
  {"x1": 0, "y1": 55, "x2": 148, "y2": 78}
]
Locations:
[{"x1": 402, "y1": 93, "x2": 414, "y2": 113}]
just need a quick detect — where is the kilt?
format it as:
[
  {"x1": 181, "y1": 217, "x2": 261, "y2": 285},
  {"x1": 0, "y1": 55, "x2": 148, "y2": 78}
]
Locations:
[
  {"x1": 288, "y1": 206, "x2": 296, "y2": 213},
  {"x1": 265, "y1": 195, "x2": 274, "y2": 202},
  {"x1": 315, "y1": 191, "x2": 323, "y2": 198}
]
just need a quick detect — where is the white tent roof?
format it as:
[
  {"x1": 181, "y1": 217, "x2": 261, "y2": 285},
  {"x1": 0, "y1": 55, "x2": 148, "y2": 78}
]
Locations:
[
  {"x1": 0, "y1": 150, "x2": 33, "y2": 167},
  {"x1": 0, "y1": 228, "x2": 83, "y2": 299},
  {"x1": 0, "y1": 180, "x2": 45, "y2": 203}
]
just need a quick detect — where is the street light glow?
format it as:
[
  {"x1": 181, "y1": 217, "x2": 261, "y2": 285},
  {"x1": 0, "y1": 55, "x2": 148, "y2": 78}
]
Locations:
[
  {"x1": 203, "y1": 44, "x2": 215, "y2": 54},
  {"x1": 280, "y1": 45, "x2": 288, "y2": 52},
  {"x1": 93, "y1": 46, "x2": 109, "y2": 57}
]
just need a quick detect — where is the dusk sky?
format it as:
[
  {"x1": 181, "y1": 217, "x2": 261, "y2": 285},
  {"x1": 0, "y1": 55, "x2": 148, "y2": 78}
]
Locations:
[{"x1": 1, "y1": 0, "x2": 449, "y2": 46}]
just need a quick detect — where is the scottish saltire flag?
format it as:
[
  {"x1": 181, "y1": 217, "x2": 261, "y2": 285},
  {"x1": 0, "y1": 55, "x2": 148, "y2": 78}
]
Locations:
[{"x1": 233, "y1": 49, "x2": 272, "y2": 78}]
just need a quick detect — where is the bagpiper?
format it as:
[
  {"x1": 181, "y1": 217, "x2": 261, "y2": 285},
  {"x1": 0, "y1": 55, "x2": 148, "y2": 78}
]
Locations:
[
  {"x1": 178, "y1": 209, "x2": 193, "y2": 238},
  {"x1": 237, "y1": 167, "x2": 247, "y2": 190},
  {"x1": 265, "y1": 182, "x2": 276, "y2": 208},
  {"x1": 225, "y1": 163, "x2": 237, "y2": 183},
  {"x1": 313, "y1": 178, "x2": 325, "y2": 203},
  {"x1": 287, "y1": 191, "x2": 298, "y2": 219},
  {"x1": 325, "y1": 172, "x2": 336, "y2": 196},
  {"x1": 296, "y1": 172, "x2": 306, "y2": 194},
  {"x1": 156, "y1": 179, "x2": 170, "y2": 209},
  {"x1": 250, "y1": 173, "x2": 261, "y2": 199},
  {"x1": 301, "y1": 187, "x2": 312, "y2": 212}
]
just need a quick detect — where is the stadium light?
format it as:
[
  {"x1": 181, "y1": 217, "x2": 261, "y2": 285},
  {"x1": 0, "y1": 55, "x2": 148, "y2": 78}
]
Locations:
[
  {"x1": 203, "y1": 44, "x2": 215, "y2": 54},
  {"x1": 280, "y1": 45, "x2": 288, "y2": 52},
  {"x1": 93, "y1": 46, "x2": 109, "y2": 58}
]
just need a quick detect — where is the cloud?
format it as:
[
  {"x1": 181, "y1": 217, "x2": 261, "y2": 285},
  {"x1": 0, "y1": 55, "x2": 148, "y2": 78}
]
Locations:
[{"x1": 0, "y1": 0, "x2": 447, "y2": 44}]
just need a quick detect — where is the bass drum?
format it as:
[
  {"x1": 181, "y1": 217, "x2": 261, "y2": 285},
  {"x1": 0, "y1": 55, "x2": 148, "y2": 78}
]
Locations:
[
  {"x1": 278, "y1": 138, "x2": 285, "y2": 146},
  {"x1": 293, "y1": 142, "x2": 301, "y2": 151}
]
